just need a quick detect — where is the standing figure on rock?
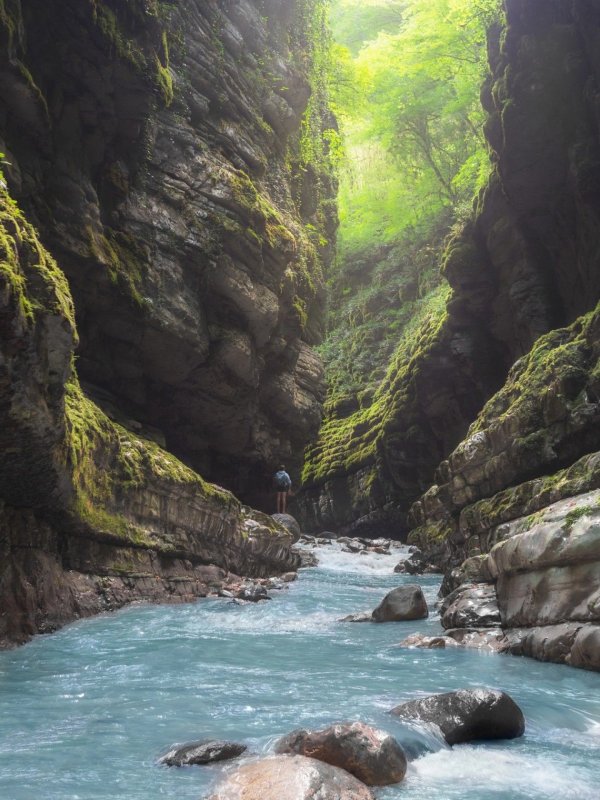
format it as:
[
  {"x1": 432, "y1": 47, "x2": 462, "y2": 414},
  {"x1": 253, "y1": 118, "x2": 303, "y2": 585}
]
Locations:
[{"x1": 274, "y1": 465, "x2": 292, "y2": 514}]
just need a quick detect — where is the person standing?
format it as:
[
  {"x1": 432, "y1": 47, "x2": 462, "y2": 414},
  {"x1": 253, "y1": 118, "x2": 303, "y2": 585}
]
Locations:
[{"x1": 273, "y1": 465, "x2": 292, "y2": 514}]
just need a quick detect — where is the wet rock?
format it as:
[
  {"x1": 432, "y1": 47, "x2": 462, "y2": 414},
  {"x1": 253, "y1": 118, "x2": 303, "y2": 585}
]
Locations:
[
  {"x1": 339, "y1": 612, "x2": 372, "y2": 623},
  {"x1": 207, "y1": 754, "x2": 375, "y2": 800},
  {"x1": 398, "y1": 634, "x2": 457, "y2": 650},
  {"x1": 445, "y1": 628, "x2": 507, "y2": 652},
  {"x1": 272, "y1": 514, "x2": 302, "y2": 544},
  {"x1": 568, "y1": 625, "x2": 600, "y2": 671},
  {"x1": 394, "y1": 550, "x2": 426, "y2": 575},
  {"x1": 275, "y1": 722, "x2": 407, "y2": 786},
  {"x1": 281, "y1": 572, "x2": 298, "y2": 582},
  {"x1": 295, "y1": 550, "x2": 319, "y2": 568},
  {"x1": 236, "y1": 584, "x2": 270, "y2": 602},
  {"x1": 390, "y1": 689, "x2": 525, "y2": 745},
  {"x1": 317, "y1": 538, "x2": 333, "y2": 545},
  {"x1": 440, "y1": 583, "x2": 501, "y2": 629},
  {"x1": 372, "y1": 586, "x2": 428, "y2": 623},
  {"x1": 160, "y1": 739, "x2": 246, "y2": 767},
  {"x1": 344, "y1": 542, "x2": 366, "y2": 553}
]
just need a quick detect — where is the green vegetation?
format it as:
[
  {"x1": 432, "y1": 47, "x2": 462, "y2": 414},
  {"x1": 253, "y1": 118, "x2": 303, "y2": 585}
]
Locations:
[
  {"x1": 303, "y1": 0, "x2": 500, "y2": 487},
  {"x1": 330, "y1": 0, "x2": 499, "y2": 256},
  {"x1": 64, "y1": 377, "x2": 233, "y2": 546},
  {"x1": 0, "y1": 169, "x2": 77, "y2": 330}
]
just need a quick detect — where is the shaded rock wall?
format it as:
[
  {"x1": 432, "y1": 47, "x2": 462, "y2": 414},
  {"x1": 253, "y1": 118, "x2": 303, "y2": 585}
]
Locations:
[
  {"x1": 0, "y1": 175, "x2": 299, "y2": 647},
  {"x1": 0, "y1": 0, "x2": 335, "y2": 505},
  {"x1": 0, "y1": 0, "x2": 332, "y2": 646},
  {"x1": 297, "y1": 0, "x2": 600, "y2": 539}
]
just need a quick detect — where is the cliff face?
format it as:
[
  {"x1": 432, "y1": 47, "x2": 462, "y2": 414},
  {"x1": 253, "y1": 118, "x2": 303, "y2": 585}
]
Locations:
[
  {"x1": 297, "y1": 0, "x2": 600, "y2": 545},
  {"x1": 0, "y1": 175, "x2": 300, "y2": 647},
  {"x1": 0, "y1": 0, "x2": 335, "y2": 504},
  {"x1": 0, "y1": 0, "x2": 333, "y2": 646}
]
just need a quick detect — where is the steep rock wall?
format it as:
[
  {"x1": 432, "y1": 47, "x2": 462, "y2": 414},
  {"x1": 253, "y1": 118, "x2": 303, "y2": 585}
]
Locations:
[
  {"x1": 0, "y1": 175, "x2": 299, "y2": 648},
  {"x1": 297, "y1": 0, "x2": 600, "y2": 539},
  {"x1": 0, "y1": 0, "x2": 335, "y2": 505}
]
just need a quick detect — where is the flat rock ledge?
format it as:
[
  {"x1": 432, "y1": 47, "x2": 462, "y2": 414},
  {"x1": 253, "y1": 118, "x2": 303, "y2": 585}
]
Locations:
[
  {"x1": 275, "y1": 722, "x2": 407, "y2": 786},
  {"x1": 160, "y1": 739, "x2": 247, "y2": 767},
  {"x1": 207, "y1": 754, "x2": 375, "y2": 800},
  {"x1": 390, "y1": 688, "x2": 525, "y2": 746}
]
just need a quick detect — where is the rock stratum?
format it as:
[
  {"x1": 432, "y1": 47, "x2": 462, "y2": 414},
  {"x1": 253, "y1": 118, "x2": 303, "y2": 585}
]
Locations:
[
  {"x1": 0, "y1": 0, "x2": 334, "y2": 646},
  {"x1": 297, "y1": 1, "x2": 600, "y2": 669}
]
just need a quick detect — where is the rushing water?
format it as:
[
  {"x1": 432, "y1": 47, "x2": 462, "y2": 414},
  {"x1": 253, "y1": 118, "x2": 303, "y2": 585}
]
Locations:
[{"x1": 1, "y1": 542, "x2": 599, "y2": 800}]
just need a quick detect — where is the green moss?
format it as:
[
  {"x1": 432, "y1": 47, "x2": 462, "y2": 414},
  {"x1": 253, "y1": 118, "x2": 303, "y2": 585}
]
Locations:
[
  {"x1": 564, "y1": 503, "x2": 598, "y2": 532},
  {"x1": 471, "y1": 307, "x2": 598, "y2": 436},
  {"x1": 15, "y1": 60, "x2": 49, "y2": 117},
  {"x1": 64, "y1": 378, "x2": 233, "y2": 545},
  {"x1": 302, "y1": 282, "x2": 450, "y2": 486},
  {"x1": 86, "y1": 225, "x2": 147, "y2": 307},
  {"x1": 0, "y1": 0, "x2": 23, "y2": 51},
  {"x1": 91, "y1": 2, "x2": 146, "y2": 69},
  {"x1": 462, "y1": 450, "x2": 600, "y2": 538},
  {"x1": 0, "y1": 171, "x2": 77, "y2": 331},
  {"x1": 155, "y1": 30, "x2": 173, "y2": 106}
]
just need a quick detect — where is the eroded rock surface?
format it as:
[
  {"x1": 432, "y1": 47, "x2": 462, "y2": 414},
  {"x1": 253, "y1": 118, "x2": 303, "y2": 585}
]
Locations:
[
  {"x1": 207, "y1": 755, "x2": 375, "y2": 800},
  {"x1": 275, "y1": 723, "x2": 407, "y2": 786}
]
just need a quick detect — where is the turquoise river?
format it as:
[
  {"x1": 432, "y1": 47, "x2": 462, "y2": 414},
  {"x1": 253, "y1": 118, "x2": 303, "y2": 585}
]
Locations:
[{"x1": 0, "y1": 542, "x2": 599, "y2": 799}]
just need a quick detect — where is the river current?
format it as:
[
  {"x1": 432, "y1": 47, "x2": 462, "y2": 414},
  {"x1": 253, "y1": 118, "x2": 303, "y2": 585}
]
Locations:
[{"x1": 1, "y1": 542, "x2": 599, "y2": 800}]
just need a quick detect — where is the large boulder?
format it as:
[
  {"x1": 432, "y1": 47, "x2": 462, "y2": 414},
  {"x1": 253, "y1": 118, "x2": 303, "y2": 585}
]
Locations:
[
  {"x1": 275, "y1": 722, "x2": 407, "y2": 786},
  {"x1": 207, "y1": 754, "x2": 374, "y2": 800},
  {"x1": 272, "y1": 514, "x2": 302, "y2": 543},
  {"x1": 372, "y1": 585, "x2": 428, "y2": 622},
  {"x1": 440, "y1": 584, "x2": 501, "y2": 629},
  {"x1": 159, "y1": 739, "x2": 246, "y2": 767},
  {"x1": 390, "y1": 689, "x2": 525, "y2": 745}
]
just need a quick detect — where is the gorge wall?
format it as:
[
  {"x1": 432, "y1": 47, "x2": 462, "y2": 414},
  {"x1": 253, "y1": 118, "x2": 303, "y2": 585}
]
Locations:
[
  {"x1": 297, "y1": 0, "x2": 600, "y2": 668},
  {"x1": 298, "y1": 0, "x2": 600, "y2": 539},
  {"x1": 0, "y1": 0, "x2": 333, "y2": 646}
]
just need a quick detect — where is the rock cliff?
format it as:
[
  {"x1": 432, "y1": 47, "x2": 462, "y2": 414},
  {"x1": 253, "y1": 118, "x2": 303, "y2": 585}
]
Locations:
[
  {"x1": 0, "y1": 0, "x2": 335, "y2": 504},
  {"x1": 297, "y1": 0, "x2": 600, "y2": 669},
  {"x1": 0, "y1": 0, "x2": 334, "y2": 646},
  {"x1": 297, "y1": 0, "x2": 600, "y2": 539}
]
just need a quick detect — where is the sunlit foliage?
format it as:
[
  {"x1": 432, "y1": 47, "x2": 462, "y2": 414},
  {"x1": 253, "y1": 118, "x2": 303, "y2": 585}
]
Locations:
[{"x1": 330, "y1": 0, "x2": 500, "y2": 255}]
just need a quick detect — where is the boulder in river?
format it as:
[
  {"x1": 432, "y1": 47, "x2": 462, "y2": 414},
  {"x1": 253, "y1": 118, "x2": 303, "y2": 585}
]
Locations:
[
  {"x1": 207, "y1": 754, "x2": 374, "y2": 800},
  {"x1": 372, "y1": 585, "x2": 428, "y2": 622},
  {"x1": 394, "y1": 550, "x2": 426, "y2": 575},
  {"x1": 236, "y1": 583, "x2": 270, "y2": 602},
  {"x1": 159, "y1": 739, "x2": 246, "y2": 766},
  {"x1": 398, "y1": 634, "x2": 456, "y2": 649},
  {"x1": 296, "y1": 549, "x2": 319, "y2": 568},
  {"x1": 272, "y1": 514, "x2": 302, "y2": 543},
  {"x1": 390, "y1": 688, "x2": 525, "y2": 745},
  {"x1": 339, "y1": 612, "x2": 373, "y2": 623},
  {"x1": 275, "y1": 722, "x2": 407, "y2": 786}
]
